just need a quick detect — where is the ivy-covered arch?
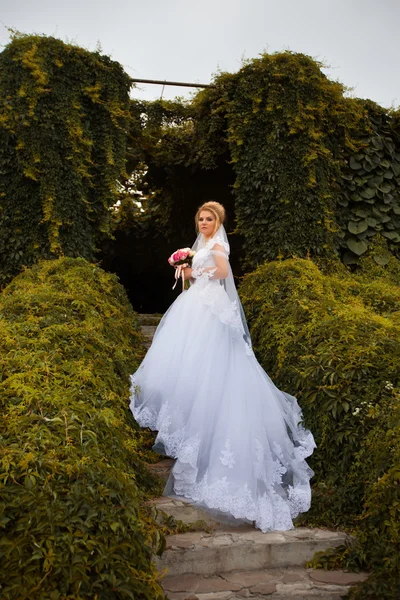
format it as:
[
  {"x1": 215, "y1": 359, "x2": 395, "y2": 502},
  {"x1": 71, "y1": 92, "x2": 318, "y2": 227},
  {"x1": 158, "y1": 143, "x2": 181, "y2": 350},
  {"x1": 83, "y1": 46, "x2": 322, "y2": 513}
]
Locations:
[
  {"x1": 2, "y1": 37, "x2": 399, "y2": 301},
  {"x1": 111, "y1": 51, "x2": 400, "y2": 287}
]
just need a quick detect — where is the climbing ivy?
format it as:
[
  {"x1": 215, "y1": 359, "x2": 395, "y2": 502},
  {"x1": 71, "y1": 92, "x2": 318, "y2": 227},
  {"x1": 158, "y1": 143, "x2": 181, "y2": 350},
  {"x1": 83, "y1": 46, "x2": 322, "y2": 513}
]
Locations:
[
  {"x1": 211, "y1": 53, "x2": 363, "y2": 266},
  {"x1": 124, "y1": 53, "x2": 400, "y2": 271},
  {"x1": 0, "y1": 33, "x2": 132, "y2": 287},
  {"x1": 340, "y1": 101, "x2": 400, "y2": 265}
]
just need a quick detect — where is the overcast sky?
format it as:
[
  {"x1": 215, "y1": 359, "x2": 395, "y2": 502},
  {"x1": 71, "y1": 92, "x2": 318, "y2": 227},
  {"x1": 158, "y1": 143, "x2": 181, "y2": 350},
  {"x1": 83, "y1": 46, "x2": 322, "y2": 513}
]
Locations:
[{"x1": 1, "y1": 0, "x2": 399, "y2": 109}]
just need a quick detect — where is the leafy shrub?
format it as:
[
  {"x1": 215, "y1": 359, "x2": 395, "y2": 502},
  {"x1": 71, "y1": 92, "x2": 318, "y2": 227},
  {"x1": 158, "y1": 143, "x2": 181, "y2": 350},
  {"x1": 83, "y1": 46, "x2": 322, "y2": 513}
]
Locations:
[
  {"x1": 0, "y1": 257, "x2": 164, "y2": 599},
  {"x1": 0, "y1": 34, "x2": 132, "y2": 287},
  {"x1": 239, "y1": 258, "x2": 400, "y2": 598},
  {"x1": 340, "y1": 102, "x2": 400, "y2": 266}
]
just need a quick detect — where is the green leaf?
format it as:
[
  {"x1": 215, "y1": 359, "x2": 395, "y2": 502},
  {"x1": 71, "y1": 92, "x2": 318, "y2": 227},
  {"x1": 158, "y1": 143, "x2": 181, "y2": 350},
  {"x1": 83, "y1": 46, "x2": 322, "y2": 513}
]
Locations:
[
  {"x1": 378, "y1": 182, "x2": 393, "y2": 194},
  {"x1": 382, "y1": 231, "x2": 400, "y2": 242},
  {"x1": 383, "y1": 170, "x2": 394, "y2": 179},
  {"x1": 360, "y1": 188, "x2": 376, "y2": 200},
  {"x1": 347, "y1": 237, "x2": 368, "y2": 256},
  {"x1": 373, "y1": 254, "x2": 390, "y2": 266},
  {"x1": 364, "y1": 154, "x2": 380, "y2": 167},
  {"x1": 348, "y1": 220, "x2": 368, "y2": 234},
  {"x1": 363, "y1": 161, "x2": 374, "y2": 172},
  {"x1": 355, "y1": 176, "x2": 368, "y2": 185},
  {"x1": 24, "y1": 474, "x2": 36, "y2": 489},
  {"x1": 369, "y1": 175, "x2": 384, "y2": 188},
  {"x1": 392, "y1": 162, "x2": 400, "y2": 177},
  {"x1": 350, "y1": 156, "x2": 362, "y2": 170},
  {"x1": 354, "y1": 209, "x2": 369, "y2": 218},
  {"x1": 371, "y1": 136, "x2": 383, "y2": 150}
]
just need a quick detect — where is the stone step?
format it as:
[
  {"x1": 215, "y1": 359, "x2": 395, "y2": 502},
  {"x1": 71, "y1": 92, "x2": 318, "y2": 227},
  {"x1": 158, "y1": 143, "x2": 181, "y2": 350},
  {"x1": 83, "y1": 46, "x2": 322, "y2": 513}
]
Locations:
[
  {"x1": 149, "y1": 459, "x2": 366, "y2": 600},
  {"x1": 140, "y1": 324, "x2": 158, "y2": 339},
  {"x1": 140, "y1": 324, "x2": 157, "y2": 349},
  {"x1": 160, "y1": 567, "x2": 368, "y2": 599},
  {"x1": 149, "y1": 461, "x2": 243, "y2": 527},
  {"x1": 156, "y1": 527, "x2": 350, "y2": 577},
  {"x1": 148, "y1": 459, "x2": 176, "y2": 483},
  {"x1": 138, "y1": 313, "x2": 163, "y2": 326},
  {"x1": 151, "y1": 497, "x2": 228, "y2": 528}
]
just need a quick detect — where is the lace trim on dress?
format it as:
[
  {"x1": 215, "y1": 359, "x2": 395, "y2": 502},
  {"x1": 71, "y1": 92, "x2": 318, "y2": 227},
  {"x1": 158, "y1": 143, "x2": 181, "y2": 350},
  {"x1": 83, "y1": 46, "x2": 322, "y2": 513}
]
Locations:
[
  {"x1": 171, "y1": 438, "x2": 314, "y2": 532},
  {"x1": 220, "y1": 439, "x2": 235, "y2": 468},
  {"x1": 191, "y1": 234, "x2": 254, "y2": 356},
  {"x1": 204, "y1": 235, "x2": 230, "y2": 255},
  {"x1": 130, "y1": 373, "x2": 316, "y2": 532},
  {"x1": 294, "y1": 430, "x2": 316, "y2": 460},
  {"x1": 192, "y1": 266, "x2": 217, "y2": 280},
  {"x1": 130, "y1": 377, "x2": 157, "y2": 427},
  {"x1": 288, "y1": 484, "x2": 312, "y2": 519},
  {"x1": 198, "y1": 286, "x2": 243, "y2": 334}
]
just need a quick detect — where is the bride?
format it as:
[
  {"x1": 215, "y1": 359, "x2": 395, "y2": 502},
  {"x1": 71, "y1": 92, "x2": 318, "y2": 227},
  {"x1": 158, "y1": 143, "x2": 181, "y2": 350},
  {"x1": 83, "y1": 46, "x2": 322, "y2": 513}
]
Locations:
[{"x1": 130, "y1": 201, "x2": 316, "y2": 532}]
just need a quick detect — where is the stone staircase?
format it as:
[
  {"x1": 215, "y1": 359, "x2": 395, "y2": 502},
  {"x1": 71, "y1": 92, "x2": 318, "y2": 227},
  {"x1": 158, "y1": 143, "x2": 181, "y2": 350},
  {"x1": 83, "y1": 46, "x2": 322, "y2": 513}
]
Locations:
[
  {"x1": 150, "y1": 463, "x2": 368, "y2": 600},
  {"x1": 137, "y1": 315, "x2": 369, "y2": 600},
  {"x1": 138, "y1": 313, "x2": 163, "y2": 349}
]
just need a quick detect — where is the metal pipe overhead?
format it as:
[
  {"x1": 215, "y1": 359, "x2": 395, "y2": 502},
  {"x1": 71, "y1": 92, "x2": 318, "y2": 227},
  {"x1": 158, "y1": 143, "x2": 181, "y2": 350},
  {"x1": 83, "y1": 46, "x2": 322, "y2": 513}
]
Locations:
[{"x1": 131, "y1": 78, "x2": 215, "y2": 88}]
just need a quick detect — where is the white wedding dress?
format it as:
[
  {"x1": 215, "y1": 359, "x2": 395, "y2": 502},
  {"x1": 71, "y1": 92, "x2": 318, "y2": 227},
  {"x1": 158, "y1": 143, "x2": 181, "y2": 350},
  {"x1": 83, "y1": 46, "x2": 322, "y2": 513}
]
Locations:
[{"x1": 130, "y1": 226, "x2": 316, "y2": 532}]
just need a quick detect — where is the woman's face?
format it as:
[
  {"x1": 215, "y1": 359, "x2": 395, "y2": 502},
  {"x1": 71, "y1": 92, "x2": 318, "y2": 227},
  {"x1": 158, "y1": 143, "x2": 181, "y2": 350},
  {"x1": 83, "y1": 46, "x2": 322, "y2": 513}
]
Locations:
[{"x1": 198, "y1": 210, "x2": 216, "y2": 239}]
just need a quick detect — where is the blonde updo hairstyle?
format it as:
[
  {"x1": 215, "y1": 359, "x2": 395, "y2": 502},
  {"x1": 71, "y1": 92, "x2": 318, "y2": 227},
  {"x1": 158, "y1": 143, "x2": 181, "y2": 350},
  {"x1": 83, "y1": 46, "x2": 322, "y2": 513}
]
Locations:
[{"x1": 195, "y1": 201, "x2": 226, "y2": 237}]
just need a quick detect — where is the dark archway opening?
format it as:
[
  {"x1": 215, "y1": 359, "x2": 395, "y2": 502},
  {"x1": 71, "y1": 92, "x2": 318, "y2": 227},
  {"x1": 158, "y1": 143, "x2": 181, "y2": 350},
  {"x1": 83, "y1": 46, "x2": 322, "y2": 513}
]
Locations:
[{"x1": 99, "y1": 157, "x2": 243, "y2": 314}]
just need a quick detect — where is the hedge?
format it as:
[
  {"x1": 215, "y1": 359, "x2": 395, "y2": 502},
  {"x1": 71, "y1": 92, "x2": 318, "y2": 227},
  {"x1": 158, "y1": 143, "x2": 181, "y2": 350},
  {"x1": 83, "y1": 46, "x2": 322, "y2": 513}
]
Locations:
[
  {"x1": 239, "y1": 254, "x2": 400, "y2": 599},
  {"x1": 0, "y1": 257, "x2": 164, "y2": 600},
  {"x1": 0, "y1": 34, "x2": 132, "y2": 287}
]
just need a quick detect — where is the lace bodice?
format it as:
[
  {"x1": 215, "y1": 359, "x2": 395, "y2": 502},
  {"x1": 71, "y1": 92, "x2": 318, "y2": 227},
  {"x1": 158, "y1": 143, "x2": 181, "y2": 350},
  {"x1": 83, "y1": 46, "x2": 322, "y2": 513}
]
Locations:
[
  {"x1": 191, "y1": 236, "x2": 228, "y2": 277},
  {"x1": 191, "y1": 249, "x2": 219, "y2": 282},
  {"x1": 190, "y1": 238, "x2": 252, "y2": 354}
]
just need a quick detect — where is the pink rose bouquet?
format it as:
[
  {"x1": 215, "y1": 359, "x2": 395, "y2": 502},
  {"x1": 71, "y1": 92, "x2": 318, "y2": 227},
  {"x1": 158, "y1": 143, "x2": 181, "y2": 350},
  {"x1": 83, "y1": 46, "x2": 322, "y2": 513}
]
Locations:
[
  {"x1": 168, "y1": 247, "x2": 195, "y2": 291},
  {"x1": 168, "y1": 247, "x2": 195, "y2": 267}
]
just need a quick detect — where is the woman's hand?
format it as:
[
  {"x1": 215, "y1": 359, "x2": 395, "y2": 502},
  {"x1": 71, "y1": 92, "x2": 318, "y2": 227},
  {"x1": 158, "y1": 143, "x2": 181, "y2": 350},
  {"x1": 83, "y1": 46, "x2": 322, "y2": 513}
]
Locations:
[{"x1": 183, "y1": 267, "x2": 193, "y2": 280}]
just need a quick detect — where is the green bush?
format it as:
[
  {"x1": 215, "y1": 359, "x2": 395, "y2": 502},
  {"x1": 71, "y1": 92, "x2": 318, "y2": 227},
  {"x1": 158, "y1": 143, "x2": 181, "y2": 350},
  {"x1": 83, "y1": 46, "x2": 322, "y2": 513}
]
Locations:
[
  {"x1": 0, "y1": 34, "x2": 132, "y2": 287},
  {"x1": 239, "y1": 258, "x2": 400, "y2": 599},
  {"x1": 340, "y1": 102, "x2": 400, "y2": 266},
  {"x1": 0, "y1": 257, "x2": 164, "y2": 600}
]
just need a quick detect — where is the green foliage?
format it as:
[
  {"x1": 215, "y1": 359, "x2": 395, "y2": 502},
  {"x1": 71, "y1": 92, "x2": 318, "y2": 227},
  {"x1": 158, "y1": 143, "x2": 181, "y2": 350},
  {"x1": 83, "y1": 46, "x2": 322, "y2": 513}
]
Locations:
[
  {"x1": 100, "y1": 98, "x2": 239, "y2": 313},
  {"x1": 0, "y1": 34, "x2": 132, "y2": 287},
  {"x1": 340, "y1": 102, "x2": 400, "y2": 265},
  {"x1": 126, "y1": 97, "x2": 233, "y2": 243},
  {"x1": 209, "y1": 53, "x2": 363, "y2": 265},
  {"x1": 156, "y1": 512, "x2": 214, "y2": 537},
  {"x1": 126, "y1": 53, "x2": 354, "y2": 263},
  {"x1": 0, "y1": 257, "x2": 164, "y2": 599},
  {"x1": 239, "y1": 259, "x2": 400, "y2": 598},
  {"x1": 124, "y1": 53, "x2": 400, "y2": 274}
]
